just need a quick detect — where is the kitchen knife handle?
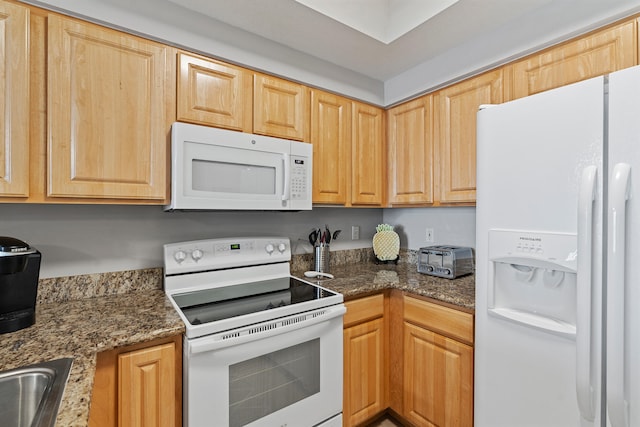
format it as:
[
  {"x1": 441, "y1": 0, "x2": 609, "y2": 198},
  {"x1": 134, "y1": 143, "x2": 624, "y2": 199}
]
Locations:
[
  {"x1": 607, "y1": 162, "x2": 631, "y2": 427},
  {"x1": 576, "y1": 165, "x2": 597, "y2": 421}
]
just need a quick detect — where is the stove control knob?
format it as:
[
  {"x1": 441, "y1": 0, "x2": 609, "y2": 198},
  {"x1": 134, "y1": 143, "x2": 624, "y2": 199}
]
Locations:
[
  {"x1": 265, "y1": 243, "x2": 275, "y2": 254},
  {"x1": 277, "y1": 243, "x2": 287, "y2": 253},
  {"x1": 191, "y1": 249, "x2": 204, "y2": 262},
  {"x1": 174, "y1": 250, "x2": 187, "y2": 264}
]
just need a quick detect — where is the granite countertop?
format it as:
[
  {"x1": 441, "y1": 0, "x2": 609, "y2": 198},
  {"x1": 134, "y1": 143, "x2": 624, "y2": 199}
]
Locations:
[
  {"x1": 293, "y1": 263, "x2": 475, "y2": 312},
  {"x1": 0, "y1": 289, "x2": 184, "y2": 427},
  {"x1": 0, "y1": 257, "x2": 473, "y2": 427}
]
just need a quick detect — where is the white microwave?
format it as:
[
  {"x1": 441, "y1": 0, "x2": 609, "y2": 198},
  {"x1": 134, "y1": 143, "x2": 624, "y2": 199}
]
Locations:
[{"x1": 166, "y1": 123, "x2": 312, "y2": 211}]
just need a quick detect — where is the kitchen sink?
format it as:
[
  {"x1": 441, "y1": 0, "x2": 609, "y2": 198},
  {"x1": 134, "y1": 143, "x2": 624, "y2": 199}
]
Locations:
[{"x1": 0, "y1": 358, "x2": 73, "y2": 427}]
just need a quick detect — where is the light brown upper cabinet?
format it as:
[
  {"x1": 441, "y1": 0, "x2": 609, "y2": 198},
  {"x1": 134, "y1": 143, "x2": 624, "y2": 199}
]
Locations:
[
  {"x1": 310, "y1": 89, "x2": 351, "y2": 204},
  {"x1": 387, "y1": 96, "x2": 434, "y2": 206},
  {"x1": 351, "y1": 102, "x2": 385, "y2": 206},
  {"x1": 0, "y1": 1, "x2": 29, "y2": 198},
  {"x1": 435, "y1": 69, "x2": 504, "y2": 204},
  {"x1": 254, "y1": 73, "x2": 310, "y2": 141},
  {"x1": 48, "y1": 14, "x2": 174, "y2": 202},
  {"x1": 177, "y1": 51, "x2": 252, "y2": 132},
  {"x1": 508, "y1": 20, "x2": 637, "y2": 100}
]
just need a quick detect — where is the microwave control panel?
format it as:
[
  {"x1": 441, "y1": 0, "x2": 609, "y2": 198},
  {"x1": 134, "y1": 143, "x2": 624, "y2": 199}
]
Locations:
[{"x1": 291, "y1": 156, "x2": 309, "y2": 200}]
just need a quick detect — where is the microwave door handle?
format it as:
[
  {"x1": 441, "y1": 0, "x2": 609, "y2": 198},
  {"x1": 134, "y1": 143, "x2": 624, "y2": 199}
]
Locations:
[{"x1": 282, "y1": 153, "x2": 291, "y2": 201}]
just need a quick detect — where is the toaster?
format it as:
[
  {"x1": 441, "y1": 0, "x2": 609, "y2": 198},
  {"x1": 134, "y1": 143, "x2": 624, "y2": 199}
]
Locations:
[{"x1": 417, "y1": 245, "x2": 474, "y2": 279}]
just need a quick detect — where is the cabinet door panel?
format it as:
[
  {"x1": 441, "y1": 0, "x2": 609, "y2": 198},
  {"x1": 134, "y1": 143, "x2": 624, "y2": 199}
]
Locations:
[
  {"x1": 344, "y1": 317, "x2": 386, "y2": 427},
  {"x1": 311, "y1": 90, "x2": 351, "y2": 204},
  {"x1": 119, "y1": 343, "x2": 176, "y2": 427},
  {"x1": 254, "y1": 74, "x2": 309, "y2": 141},
  {"x1": 48, "y1": 15, "x2": 169, "y2": 200},
  {"x1": 177, "y1": 52, "x2": 252, "y2": 131},
  {"x1": 387, "y1": 96, "x2": 433, "y2": 205},
  {"x1": 404, "y1": 322, "x2": 473, "y2": 427},
  {"x1": 0, "y1": 2, "x2": 29, "y2": 197},
  {"x1": 351, "y1": 102, "x2": 384, "y2": 206},
  {"x1": 510, "y1": 20, "x2": 636, "y2": 99},
  {"x1": 436, "y1": 70, "x2": 503, "y2": 203}
]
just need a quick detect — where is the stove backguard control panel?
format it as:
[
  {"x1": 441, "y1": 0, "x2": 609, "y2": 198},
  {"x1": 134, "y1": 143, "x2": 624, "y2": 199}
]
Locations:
[{"x1": 164, "y1": 237, "x2": 291, "y2": 276}]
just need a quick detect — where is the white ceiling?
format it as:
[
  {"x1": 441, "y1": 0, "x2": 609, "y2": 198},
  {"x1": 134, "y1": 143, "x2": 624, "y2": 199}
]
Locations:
[
  {"x1": 291, "y1": 0, "x2": 460, "y2": 44},
  {"x1": 164, "y1": 0, "x2": 640, "y2": 82}
]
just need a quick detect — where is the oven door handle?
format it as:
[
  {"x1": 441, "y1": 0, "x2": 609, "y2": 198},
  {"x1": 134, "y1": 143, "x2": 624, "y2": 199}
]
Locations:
[{"x1": 188, "y1": 304, "x2": 346, "y2": 355}]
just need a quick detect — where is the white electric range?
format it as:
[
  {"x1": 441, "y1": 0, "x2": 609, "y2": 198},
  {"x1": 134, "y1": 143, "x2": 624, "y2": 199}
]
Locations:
[{"x1": 164, "y1": 236, "x2": 345, "y2": 427}]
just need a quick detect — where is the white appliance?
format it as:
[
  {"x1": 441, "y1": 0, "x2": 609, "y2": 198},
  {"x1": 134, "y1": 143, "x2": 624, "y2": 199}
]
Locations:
[
  {"x1": 475, "y1": 66, "x2": 640, "y2": 427},
  {"x1": 166, "y1": 122, "x2": 312, "y2": 211},
  {"x1": 164, "y1": 237, "x2": 345, "y2": 427}
]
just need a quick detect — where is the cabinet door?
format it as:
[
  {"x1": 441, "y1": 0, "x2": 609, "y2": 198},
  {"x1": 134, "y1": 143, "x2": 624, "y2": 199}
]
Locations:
[
  {"x1": 344, "y1": 317, "x2": 387, "y2": 426},
  {"x1": 89, "y1": 336, "x2": 181, "y2": 427},
  {"x1": 254, "y1": 73, "x2": 309, "y2": 141},
  {"x1": 509, "y1": 20, "x2": 636, "y2": 99},
  {"x1": 118, "y1": 343, "x2": 176, "y2": 427},
  {"x1": 351, "y1": 102, "x2": 384, "y2": 206},
  {"x1": 48, "y1": 15, "x2": 171, "y2": 201},
  {"x1": 387, "y1": 95, "x2": 433, "y2": 206},
  {"x1": 0, "y1": 1, "x2": 29, "y2": 197},
  {"x1": 177, "y1": 51, "x2": 252, "y2": 132},
  {"x1": 310, "y1": 90, "x2": 351, "y2": 204},
  {"x1": 403, "y1": 322, "x2": 473, "y2": 427},
  {"x1": 435, "y1": 69, "x2": 503, "y2": 204}
]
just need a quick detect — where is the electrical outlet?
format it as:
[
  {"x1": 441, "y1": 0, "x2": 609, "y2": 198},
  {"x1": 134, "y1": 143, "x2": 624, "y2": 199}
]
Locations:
[
  {"x1": 425, "y1": 228, "x2": 434, "y2": 243},
  {"x1": 351, "y1": 225, "x2": 360, "y2": 240}
]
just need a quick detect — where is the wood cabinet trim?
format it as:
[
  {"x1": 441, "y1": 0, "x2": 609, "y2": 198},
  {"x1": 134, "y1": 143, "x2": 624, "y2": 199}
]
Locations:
[
  {"x1": 403, "y1": 294, "x2": 474, "y2": 345},
  {"x1": 0, "y1": 1, "x2": 29, "y2": 197},
  {"x1": 177, "y1": 50, "x2": 253, "y2": 132},
  {"x1": 403, "y1": 321, "x2": 474, "y2": 426},
  {"x1": 510, "y1": 19, "x2": 637, "y2": 99},
  {"x1": 253, "y1": 72, "x2": 310, "y2": 141},
  {"x1": 350, "y1": 101, "x2": 385, "y2": 206},
  {"x1": 47, "y1": 14, "x2": 171, "y2": 201},
  {"x1": 434, "y1": 68, "x2": 503, "y2": 204},
  {"x1": 387, "y1": 95, "x2": 434, "y2": 206},
  {"x1": 310, "y1": 89, "x2": 352, "y2": 204},
  {"x1": 344, "y1": 293, "x2": 385, "y2": 327},
  {"x1": 343, "y1": 317, "x2": 387, "y2": 426},
  {"x1": 88, "y1": 335, "x2": 182, "y2": 427}
]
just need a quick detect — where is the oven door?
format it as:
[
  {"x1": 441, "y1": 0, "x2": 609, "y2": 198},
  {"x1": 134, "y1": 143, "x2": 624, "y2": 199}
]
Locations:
[{"x1": 184, "y1": 305, "x2": 345, "y2": 427}]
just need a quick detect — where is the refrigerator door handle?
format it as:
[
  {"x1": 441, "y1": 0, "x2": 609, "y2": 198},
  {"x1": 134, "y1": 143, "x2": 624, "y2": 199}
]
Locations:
[
  {"x1": 576, "y1": 165, "x2": 597, "y2": 421},
  {"x1": 607, "y1": 162, "x2": 631, "y2": 427}
]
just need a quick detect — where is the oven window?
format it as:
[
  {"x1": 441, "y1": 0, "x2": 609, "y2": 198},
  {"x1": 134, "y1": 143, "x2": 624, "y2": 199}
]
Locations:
[
  {"x1": 192, "y1": 159, "x2": 276, "y2": 195},
  {"x1": 228, "y1": 338, "x2": 320, "y2": 427}
]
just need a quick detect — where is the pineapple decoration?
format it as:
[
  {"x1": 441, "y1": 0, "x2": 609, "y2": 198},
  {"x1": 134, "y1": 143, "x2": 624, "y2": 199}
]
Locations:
[{"x1": 373, "y1": 224, "x2": 400, "y2": 264}]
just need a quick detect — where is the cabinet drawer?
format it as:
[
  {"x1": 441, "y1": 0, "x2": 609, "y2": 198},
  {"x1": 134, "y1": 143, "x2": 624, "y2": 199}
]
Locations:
[
  {"x1": 344, "y1": 293, "x2": 384, "y2": 328},
  {"x1": 403, "y1": 296, "x2": 473, "y2": 345}
]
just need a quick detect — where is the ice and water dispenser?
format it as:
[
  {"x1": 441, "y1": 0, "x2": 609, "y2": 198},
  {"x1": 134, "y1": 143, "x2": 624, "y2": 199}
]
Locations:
[{"x1": 487, "y1": 229, "x2": 577, "y2": 338}]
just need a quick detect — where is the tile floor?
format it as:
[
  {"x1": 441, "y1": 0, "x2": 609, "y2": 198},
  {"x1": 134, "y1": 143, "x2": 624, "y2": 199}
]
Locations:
[{"x1": 366, "y1": 416, "x2": 404, "y2": 427}]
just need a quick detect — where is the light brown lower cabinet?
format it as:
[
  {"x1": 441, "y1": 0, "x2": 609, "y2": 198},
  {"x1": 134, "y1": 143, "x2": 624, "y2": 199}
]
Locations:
[
  {"x1": 89, "y1": 335, "x2": 182, "y2": 427},
  {"x1": 403, "y1": 323, "x2": 473, "y2": 427},
  {"x1": 348, "y1": 291, "x2": 474, "y2": 427},
  {"x1": 343, "y1": 293, "x2": 388, "y2": 427}
]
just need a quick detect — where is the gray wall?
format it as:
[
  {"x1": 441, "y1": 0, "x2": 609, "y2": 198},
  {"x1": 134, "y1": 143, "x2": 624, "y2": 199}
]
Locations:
[
  {"x1": 383, "y1": 207, "x2": 476, "y2": 250},
  {"x1": 1, "y1": 205, "x2": 382, "y2": 278},
  {"x1": 0, "y1": 204, "x2": 477, "y2": 278}
]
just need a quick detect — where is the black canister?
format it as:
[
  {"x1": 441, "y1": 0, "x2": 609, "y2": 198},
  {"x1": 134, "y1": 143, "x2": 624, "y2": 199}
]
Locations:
[{"x1": 0, "y1": 237, "x2": 41, "y2": 333}]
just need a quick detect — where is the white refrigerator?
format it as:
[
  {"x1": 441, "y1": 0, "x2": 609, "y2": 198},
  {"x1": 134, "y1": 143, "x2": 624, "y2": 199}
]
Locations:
[{"x1": 475, "y1": 65, "x2": 640, "y2": 427}]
